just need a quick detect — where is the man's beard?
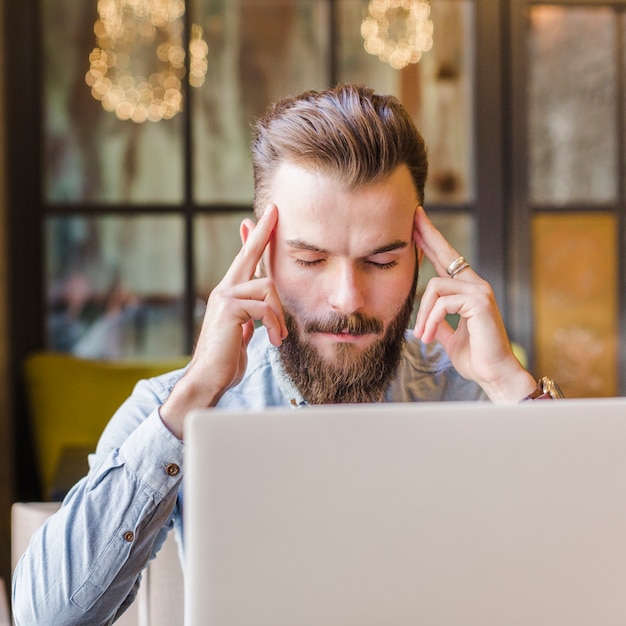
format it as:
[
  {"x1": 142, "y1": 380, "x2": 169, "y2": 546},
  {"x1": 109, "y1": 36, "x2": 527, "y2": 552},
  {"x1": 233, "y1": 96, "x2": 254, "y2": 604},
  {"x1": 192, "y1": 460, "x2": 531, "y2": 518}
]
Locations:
[{"x1": 278, "y1": 289, "x2": 415, "y2": 405}]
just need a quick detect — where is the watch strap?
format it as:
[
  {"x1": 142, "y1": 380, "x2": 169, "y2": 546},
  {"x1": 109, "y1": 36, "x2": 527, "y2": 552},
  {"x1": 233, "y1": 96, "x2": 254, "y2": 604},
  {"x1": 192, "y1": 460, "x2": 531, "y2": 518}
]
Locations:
[{"x1": 521, "y1": 376, "x2": 564, "y2": 401}]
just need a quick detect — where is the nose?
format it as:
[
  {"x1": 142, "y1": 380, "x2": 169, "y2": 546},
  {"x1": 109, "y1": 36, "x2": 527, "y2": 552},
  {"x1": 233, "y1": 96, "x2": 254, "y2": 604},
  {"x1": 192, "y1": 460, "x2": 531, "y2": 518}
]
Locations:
[{"x1": 327, "y1": 262, "x2": 366, "y2": 314}]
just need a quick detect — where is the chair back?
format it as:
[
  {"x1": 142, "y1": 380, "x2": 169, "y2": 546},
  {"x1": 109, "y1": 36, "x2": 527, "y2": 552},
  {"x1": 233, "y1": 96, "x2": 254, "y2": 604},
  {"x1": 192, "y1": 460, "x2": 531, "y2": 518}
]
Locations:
[
  {"x1": 11, "y1": 502, "x2": 184, "y2": 626},
  {"x1": 23, "y1": 352, "x2": 187, "y2": 499}
]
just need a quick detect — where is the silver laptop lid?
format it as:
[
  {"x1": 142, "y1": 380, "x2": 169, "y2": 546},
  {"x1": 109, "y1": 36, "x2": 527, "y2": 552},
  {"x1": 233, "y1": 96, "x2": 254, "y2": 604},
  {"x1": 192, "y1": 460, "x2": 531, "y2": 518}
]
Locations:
[{"x1": 185, "y1": 398, "x2": 626, "y2": 626}]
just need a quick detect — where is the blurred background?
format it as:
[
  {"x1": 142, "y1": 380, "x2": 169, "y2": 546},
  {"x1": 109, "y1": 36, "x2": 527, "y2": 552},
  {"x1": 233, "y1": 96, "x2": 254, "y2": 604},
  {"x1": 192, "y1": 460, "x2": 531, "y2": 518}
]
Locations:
[{"x1": 0, "y1": 0, "x2": 625, "y2": 583}]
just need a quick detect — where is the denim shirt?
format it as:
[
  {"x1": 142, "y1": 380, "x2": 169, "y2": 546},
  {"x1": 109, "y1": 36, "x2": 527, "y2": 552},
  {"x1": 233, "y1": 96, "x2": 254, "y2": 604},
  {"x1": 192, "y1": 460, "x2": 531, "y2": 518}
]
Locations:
[{"x1": 12, "y1": 329, "x2": 486, "y2": 625}]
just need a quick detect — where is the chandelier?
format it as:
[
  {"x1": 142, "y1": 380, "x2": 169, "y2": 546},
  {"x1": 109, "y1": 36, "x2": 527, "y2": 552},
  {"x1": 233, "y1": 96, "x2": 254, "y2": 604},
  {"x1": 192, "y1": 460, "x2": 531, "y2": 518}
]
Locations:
[
  {"x1": 85, "y1": 0, "x2": 209, "y2": 123},
  {"x1": 361, "y1": 0, "x2": 434, "y2": 70}
]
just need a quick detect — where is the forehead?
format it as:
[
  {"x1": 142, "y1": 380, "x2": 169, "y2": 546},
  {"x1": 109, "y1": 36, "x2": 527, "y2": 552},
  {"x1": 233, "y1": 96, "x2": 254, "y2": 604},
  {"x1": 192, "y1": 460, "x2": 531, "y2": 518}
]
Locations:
[{"x1": 268, "y1": 162, "x2": 418, "y2": 252}]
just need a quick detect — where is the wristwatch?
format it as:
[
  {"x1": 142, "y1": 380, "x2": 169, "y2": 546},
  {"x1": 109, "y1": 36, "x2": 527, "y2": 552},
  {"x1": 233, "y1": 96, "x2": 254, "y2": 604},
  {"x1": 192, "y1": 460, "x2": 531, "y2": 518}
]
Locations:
[{"x1": 521, "y1": 376, "x2": 564, "y2": 401}]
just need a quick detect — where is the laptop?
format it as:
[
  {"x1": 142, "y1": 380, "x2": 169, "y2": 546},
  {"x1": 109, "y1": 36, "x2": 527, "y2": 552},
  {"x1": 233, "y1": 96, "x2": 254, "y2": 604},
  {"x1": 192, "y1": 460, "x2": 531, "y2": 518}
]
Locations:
[{"x1": 184, "y1": 398, "x2": 626, "y2": 626}]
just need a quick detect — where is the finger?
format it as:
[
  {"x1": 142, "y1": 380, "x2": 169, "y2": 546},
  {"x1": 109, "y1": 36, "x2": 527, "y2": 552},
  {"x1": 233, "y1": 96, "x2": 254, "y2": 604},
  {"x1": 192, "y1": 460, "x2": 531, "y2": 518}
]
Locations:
[
  {"x1": 414, "y1": 276, "x2": 475, "y2": 337},
  {"x1": 230, "y1": 277, "x2": 287, "y2": 339},
  {"x1": 212, "y1": 277, "x2": 288, "y2": 344},
  {"x1": 224, "y1": 204, "x2": 278, "y2": 285},
  {"x1": 415, "y1": 293, "x2": 466, "y2": 344},
  {"x1": 231, "y1": 299, "x2": 286, "y2": 347},
  {"x1": 432, "y1": 320, "x2": 455, "y2": 350},
  {"x1": 414, "y1": 310, "x2": 454, "y2": 346},
  {"x1": 413, "y1": 206, "x2": 476, "y2": 280},
  {"x1": 242, "y1": 319, "x2": 255, "y2": 348},
  {"x1": 416, "y1": 273, "x2": 498, "y2": 342}
]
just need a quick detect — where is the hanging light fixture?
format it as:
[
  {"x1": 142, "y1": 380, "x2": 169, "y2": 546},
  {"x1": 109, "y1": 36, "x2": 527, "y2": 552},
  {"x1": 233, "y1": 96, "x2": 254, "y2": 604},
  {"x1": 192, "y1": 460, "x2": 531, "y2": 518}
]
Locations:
[
  {"x1": 85, "y1": 0, "x2": 208, "y2": 123},
  {"x1": 361, "y1": 0, "x2": 434, "y2": 70}
]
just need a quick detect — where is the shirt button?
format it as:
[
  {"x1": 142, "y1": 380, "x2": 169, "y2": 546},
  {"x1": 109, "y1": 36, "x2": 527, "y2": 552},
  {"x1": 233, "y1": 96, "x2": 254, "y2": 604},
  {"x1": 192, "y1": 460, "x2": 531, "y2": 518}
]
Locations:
[
  {"x1": 123, "y1": 531, "x2": 135, "y2": 543},
  {"x1": 165, "y1": 463, "x2": 180, "y2": 476}
]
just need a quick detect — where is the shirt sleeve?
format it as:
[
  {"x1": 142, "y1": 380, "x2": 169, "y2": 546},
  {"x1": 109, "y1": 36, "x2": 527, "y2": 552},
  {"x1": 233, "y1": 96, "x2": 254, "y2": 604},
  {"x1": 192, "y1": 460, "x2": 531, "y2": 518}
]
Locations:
[{"x1": 12, "y1": 373, "x2": 185, "y2": 626}]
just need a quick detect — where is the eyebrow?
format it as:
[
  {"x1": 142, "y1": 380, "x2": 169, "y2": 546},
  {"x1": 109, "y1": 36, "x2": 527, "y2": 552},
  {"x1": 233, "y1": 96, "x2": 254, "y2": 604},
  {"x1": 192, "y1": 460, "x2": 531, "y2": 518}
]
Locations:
[{"x1": 285, "y1": 239, "x2": 409, "y2": 257}]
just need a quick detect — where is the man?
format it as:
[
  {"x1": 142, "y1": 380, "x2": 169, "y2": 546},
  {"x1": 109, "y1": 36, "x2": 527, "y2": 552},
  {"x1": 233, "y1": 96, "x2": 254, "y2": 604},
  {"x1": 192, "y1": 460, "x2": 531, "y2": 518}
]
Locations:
[{"x1": 13, "y1": 84, "x2": 553, "y2": 625}]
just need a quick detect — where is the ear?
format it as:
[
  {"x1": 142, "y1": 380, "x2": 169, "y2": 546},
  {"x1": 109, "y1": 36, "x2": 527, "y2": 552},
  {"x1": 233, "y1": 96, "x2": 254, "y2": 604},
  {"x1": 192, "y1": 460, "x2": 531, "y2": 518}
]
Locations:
[
  {"x1": 413, "y1": 205, "x2": 425, "y2": 266},
  {"x1": 239, "y1": 217, "x2": 256, "y2": 246},
  {"x1": 240, "y1": 217, "x2": 263, "y2": 278}
]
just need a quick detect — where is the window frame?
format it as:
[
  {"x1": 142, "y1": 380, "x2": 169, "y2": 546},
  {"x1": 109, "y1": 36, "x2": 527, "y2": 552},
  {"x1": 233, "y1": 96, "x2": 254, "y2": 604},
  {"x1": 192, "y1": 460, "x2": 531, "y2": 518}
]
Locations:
[
  {"x1": 3, "y1": 0, "x2": 519, "y2": 498},
  {"x1": 507, "y1": 0, "x2": 626, "y2": 394}
]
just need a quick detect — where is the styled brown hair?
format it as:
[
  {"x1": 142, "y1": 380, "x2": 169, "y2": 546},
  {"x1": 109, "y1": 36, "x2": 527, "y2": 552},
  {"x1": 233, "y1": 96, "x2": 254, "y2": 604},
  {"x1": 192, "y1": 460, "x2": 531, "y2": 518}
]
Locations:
[{"x1": 251, "y1": 83, "x2": 428, "y2": 215}]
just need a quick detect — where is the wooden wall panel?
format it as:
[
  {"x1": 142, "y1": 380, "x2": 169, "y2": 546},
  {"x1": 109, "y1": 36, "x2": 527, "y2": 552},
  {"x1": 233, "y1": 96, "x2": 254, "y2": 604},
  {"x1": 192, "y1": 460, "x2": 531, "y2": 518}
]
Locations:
[{"x1": 533, "y1": 213, "x2": 618, "y2": 397}]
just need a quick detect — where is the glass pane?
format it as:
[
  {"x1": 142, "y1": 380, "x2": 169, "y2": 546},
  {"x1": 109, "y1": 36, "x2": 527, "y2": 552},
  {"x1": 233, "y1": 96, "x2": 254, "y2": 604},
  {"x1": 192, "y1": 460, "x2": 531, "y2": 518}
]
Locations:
[
  {"x1": 191, "y1": 0, "x2": 331, "y2": 204},
  {"x1": 528, "y1": 6, "x2": 617, "y2": 205},
  {"x1": 194, "y1": 211, "x2": 252, "y2": 333},
  {"x1": 337, "y1": 0, "x2": 475, "y2": 204},
  {"x1": 43, "y1": 1, "x2": 184, "y2": 203},
  {"x1": 194, "y1": 211, "x2": 251, "y2": 296},
  {"x1": 532, "y1": 213, "x2": 618, "y2": 397},
  {"x1": 46, "y1": 216, "x2": 186, "y2": 358},
  {"x1": 193, "y1": 211, "x2": 252, "y2": 335}
]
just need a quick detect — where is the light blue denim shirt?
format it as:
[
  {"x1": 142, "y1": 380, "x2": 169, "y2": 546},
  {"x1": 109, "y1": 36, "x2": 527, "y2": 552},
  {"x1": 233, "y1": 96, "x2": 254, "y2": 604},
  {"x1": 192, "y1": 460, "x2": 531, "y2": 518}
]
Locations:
[{"x1": 12, "y1": 329, "x2": 486, "y2": 625}]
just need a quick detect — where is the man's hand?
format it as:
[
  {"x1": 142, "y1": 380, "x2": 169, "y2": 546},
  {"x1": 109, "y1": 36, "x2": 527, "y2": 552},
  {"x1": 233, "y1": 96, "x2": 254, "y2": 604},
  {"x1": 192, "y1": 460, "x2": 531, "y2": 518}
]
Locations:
[
  {"x1": 412, "y1": 206, "x2": 536, "y2": 403},
  {"x1": 160, "y1": 205, "x2": 287, "y2": 439}
]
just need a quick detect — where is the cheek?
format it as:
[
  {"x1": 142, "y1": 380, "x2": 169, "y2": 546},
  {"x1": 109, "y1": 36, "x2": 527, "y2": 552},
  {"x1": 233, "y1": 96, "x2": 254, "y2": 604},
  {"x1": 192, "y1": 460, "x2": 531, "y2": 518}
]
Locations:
[
  {"x1": 266, "y1": 244, "x2": 321, "y2": 308},
  {"x1": 273, "y1": 267, "x2": 321, "y2": 314},
  {"x1": 370, "y1": 277, "x2": 409, "y2": 313},
  {"x1": 374, "y1": 266, "x2": 418, "y2": 318}
]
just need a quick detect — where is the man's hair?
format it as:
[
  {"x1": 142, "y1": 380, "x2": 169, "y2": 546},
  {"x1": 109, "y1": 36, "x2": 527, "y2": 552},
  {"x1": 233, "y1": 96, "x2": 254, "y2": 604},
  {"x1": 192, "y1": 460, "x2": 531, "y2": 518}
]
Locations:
[{"x1": 251, "y1": 83, "x2": 428, "y2": 215}]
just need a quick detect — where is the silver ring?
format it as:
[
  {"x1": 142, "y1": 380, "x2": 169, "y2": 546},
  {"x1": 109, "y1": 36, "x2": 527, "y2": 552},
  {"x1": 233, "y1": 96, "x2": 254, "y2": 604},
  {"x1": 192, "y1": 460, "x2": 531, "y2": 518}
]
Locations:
[{"x1": 446, "y1": 256, "x2": 470, "y2": 279}]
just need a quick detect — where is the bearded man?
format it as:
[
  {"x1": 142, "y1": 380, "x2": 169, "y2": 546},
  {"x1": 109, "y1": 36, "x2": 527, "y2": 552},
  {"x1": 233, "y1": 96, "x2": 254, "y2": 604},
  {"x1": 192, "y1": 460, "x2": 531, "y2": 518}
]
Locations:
[{"x1": 13, "y1": 84, "x2": 554, "y2": 625}]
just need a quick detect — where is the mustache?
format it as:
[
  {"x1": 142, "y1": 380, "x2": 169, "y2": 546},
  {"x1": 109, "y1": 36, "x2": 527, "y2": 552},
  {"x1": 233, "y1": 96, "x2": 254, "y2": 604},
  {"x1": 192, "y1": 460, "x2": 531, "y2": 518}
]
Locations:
[{"x1": 304, "y1": 313, "x2": 384, "y2": 336}]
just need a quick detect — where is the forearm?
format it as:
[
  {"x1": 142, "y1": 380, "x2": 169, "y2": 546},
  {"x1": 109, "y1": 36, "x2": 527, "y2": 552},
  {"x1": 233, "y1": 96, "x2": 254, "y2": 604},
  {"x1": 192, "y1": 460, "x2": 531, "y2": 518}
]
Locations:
[
  {"x1": 159, "y1": 371, "x2": 224, "y2": 440},
  {"x1": 12, "y1": 411, "x2": 184, "y2": 626}
]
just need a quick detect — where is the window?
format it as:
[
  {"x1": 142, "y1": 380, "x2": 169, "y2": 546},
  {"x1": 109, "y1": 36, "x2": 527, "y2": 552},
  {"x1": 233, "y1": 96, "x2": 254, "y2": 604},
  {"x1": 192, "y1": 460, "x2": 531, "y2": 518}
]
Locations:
[
  {"x1": 37, "y1": 0, "x2": 480, "y2": 360},
  {"x1": 509, "y1": 3, "x2": 626, "y2": 397}
]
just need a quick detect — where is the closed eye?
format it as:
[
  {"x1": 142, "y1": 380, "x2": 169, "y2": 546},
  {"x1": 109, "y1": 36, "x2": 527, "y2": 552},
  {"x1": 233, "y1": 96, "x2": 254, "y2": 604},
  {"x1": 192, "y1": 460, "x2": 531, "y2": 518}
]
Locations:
[
  {"x1": 294, "y1": 257, "x2": 325, "y2": 267},
  {"x1": 364, "y1": 241, "x2": 407, "y2": 270},
  {"x1": 367, "y1": 259, "x2": 398, "y2": 269}
]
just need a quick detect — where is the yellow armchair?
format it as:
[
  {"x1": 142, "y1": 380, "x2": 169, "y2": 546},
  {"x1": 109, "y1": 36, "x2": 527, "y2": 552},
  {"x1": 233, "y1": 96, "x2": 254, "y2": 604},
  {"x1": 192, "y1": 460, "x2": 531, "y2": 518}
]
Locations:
[{"x1": 23, "y1": 352, "x2": 188, "y2": 500}]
